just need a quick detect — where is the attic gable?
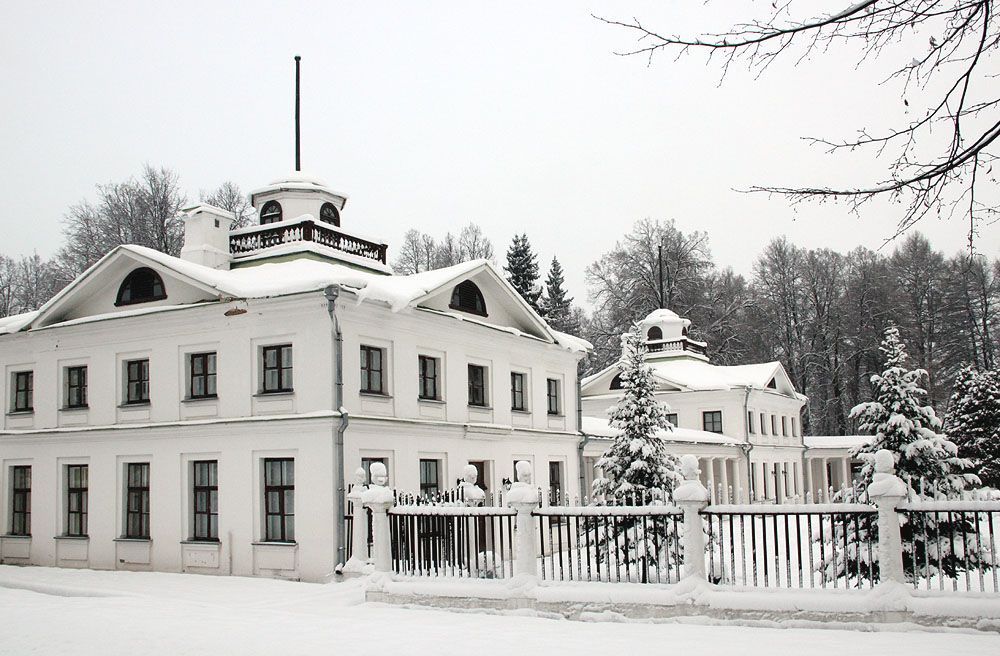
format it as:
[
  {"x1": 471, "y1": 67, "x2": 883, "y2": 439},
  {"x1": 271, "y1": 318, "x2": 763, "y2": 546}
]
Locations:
[{"x1": 30, "y1": 247, "x2": 229, "y2": 329}]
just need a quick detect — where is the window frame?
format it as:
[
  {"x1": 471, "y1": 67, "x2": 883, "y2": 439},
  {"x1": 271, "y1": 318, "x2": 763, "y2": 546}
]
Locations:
[
  {"x1": 418, "y1": 355, "x2": 440, "y2": 401},
  {"x1": 782, "y1": 416, "x2": 788, "y2": 437},
  {"x1": 665, "y1": 413, "x2": 679, "y2": 428},
  {"x1": 261, "y1": 344, "x2": 293, "y2": 394},
  {"x1": 65, "y1": 464, "x2": 88, "y2": 537},
  {"x1": 467, "y1": 364, "x2": 488, "y2": 407},
  {"x1": 189, "y1": 352, "x2": 217, "y2": 400},
  {"x1": 449, "y1": 280, "x2": 487, "y2": 316},
  {"x1": 760, "y1": 412, "x2": 767, "y2": 436},
  {"x1": 747, "y1": 410, "x2": 755, "y2": 434},
  {"x1": 124, "y1": 359, "x2": 150, "y2": 405},
  {"x1": 546, "y1": 378, "x2": 561, "y2": 416},
  {"x1": 510, "y1": 372, "x2": 527, "y2": 411},
  {"x1": 66, "y1": 366, "x2": 88, "y2": 409},
  {"x1": 361, "y1": 456, "x2": 388, "y2": 486},
  {"x1": 191, "y1": 460, "x2": 219, "y2": 541},
  {"x1": 9, "y1": 465, "x2": 31, "y2": 536},
  {"x1": 771, "y1": 414, "x2": 778, "y2": 436},
  {"x1": 12, "y1": 370, "x2": 33, "y2": 412},
  {"x1": 263, "y1": 458, "x2": 295, "y2": 543},
  {"x1": 260, "y1": 200, "x2": 282, "y2": 225},
  {"x1": 115, "y1": 268, "x2": 167, "y2": 306},
  {"x1": 319, "y1": 202, "x2": 340, "y2": 227},
  {"x1": 124, "y1": 462, "x2": 150, "y2": 539},
  {"x1": 702, "y1": 410, "x2": 723, "y2": 434},
  {"x1": 419, "y1": 459, "x2": 440, "y2": 498},
  {"x1": 360, "y1": 345, "x2": 385, "y2": 395}
]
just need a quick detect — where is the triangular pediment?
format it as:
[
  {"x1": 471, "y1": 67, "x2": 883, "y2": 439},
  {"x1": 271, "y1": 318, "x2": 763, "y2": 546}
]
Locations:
[{"x1": 30, "y1": 246, "x2": 233, "y2": 329}]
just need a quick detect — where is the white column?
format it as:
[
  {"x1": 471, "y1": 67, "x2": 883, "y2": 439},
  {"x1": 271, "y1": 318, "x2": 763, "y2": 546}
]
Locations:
[
  {"x1": 706, "y1": 458, "x2": 717, "y2": 504},
  {"x1": 792, "y1": 461, "x2": 802, "y2": 500},
  {"x1": 752, "y1": 461, "x2": 763, "y2": 502},
  {"x1": 842, "y1": 457, "x2": 852, "y2": 490},
  {"x1": 805, "y1": 459, "x2": 815, "y2": 503},
  {"x1": 775, "y1": 462, "x2": 785, "y2": 503},
  {"x1": 720, "y1": 458, "x2": 731, "y2": 504},
  {"x1": 821, "y1": 458, "x2": 831, "y2": 502}
]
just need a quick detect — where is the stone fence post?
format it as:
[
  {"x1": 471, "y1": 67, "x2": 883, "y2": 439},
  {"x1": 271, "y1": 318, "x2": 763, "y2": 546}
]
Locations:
[
  {"x1": 341, "y1": 467, "x2": 369, "y2": 575},
  {"x1": 507, "y1": 460, "x2": 540, "y2": 584},
  {"x1": 674, "y1": 454, "x2": 710, "y2": 581},
  {"x1": 867, "y1": 449, "x2": 908, "y2": 585},
  {"x1": 362, "y1": 462, "x2": 394, "y2": 574}
]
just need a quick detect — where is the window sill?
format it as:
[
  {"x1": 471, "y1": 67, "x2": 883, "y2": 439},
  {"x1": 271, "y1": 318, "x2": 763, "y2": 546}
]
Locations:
[
  {"x1": 547, "y1": 413, "x2": 565, "y2": 418},
  {"x1": 6, "y1": 410, "x2": 34, "y2": 416},
  {"x1": 119, "y1": 401, "x2": 151, "y2": 408},
  {"x1": 182, "y1": 396, "x2": 219, "y2": 404},
  {"x1": 511, "y1": 408, "x2": 531, "y2": 414},
  {"x1": 251, "y1": 541, "x2": 297, "y2": 547},
  {"x1": 54, "y1": 535, "x2": 89, "y2": 540},
  {"x1": 114, "y1": 537, "x2": 151, "y2": 543},
  {"x1": 2, "y1": 534, "x2": 31, "y2": 539},
  {"x1": 60, "y1": 405, "x2": 89, "y2": 412},
  {"x1": 360, "y1": 391, "x2": 392, "y2": 399},
  {"x1": 181, "y1": 539, "x2": 220, "y2": 545},
  {"x1": 254, "y1": 391, "x2": 295, "y2": 398},
  {"x1": 418, "y1": 397, "x2": 445, "y2": 405},
  {"x1": 468, "y1": 404, "x2": 492, "y2": 410}
]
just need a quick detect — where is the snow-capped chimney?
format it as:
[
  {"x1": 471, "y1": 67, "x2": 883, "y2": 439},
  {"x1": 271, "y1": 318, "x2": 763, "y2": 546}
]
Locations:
[{"x1": 180, "y1": 204, "x2": 234, "y2": 270}]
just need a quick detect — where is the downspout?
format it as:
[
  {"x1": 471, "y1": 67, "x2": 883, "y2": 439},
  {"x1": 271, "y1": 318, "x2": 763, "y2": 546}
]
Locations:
[
  {"x1": 576, "y1": 375, "x2": 589, "y2": 500},
  {"x1": 742, "y1": 384, "x2": 754, "y2": 502},
  {"x1": 325, "y1": 285, "x2": 349, "y2": 570}
]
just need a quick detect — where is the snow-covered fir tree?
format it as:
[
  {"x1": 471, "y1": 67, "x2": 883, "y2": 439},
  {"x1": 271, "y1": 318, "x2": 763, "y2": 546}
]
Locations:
[
  {"x1": 540, "y1": 257, "x2": 579, "y2": 335},
  {"x1": 504, "y1": 234, "x2": 542, "y2": 313},
  {"x1": 945, "y1": 366, "x2": 1000, "y2": 489},
  {"x1": 593, "y1": 326, "x2": 681, "y2": 501},
  {"x1": 850, "y1": 325, "x2": 975, "y2": 495}
]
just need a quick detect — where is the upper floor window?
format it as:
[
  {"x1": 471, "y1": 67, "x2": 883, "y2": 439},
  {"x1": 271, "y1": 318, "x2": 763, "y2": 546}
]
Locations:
[
  {"x1": 124, "y1": 462, "x2": 150, "y2": 539},
  {"x1": 260, "y1": 200, "x2": 282, "y2": 224},
  {"x1": 189, "y1": 353, "x2": 217, "y2": 399},
  {"x1": 546, "y1": 378, "x2": 561, "y2": 415},
  {"x1": 760, "y1": 412, "x2": 767, "y2": 435},
  {"x1": 116, "y1": 268, "x2": 166, "y2": 306},
  {"x1": 9, "y1": 465, "x2": 30, "y2": 536},
  {"x1": 418, "y1": 355, "x2": 440, "y2": 401},
  {"x1": 125, "y1": 359, "x2": 150, "y2": 404},
  {"x1": 262, "y1": 345, "x2": 293, "y2": 393},
  {"x1": 319, "y1": 202, "x2": 340, "y2": 227},
  {"x1": 782, "y1": 416, "x2": 788, "y2": 437},
  {"x1": 703, "y1": 410, "x2": 723, "y2": 434},
  {"x1": 12, "y1": 371, "x2": 33, "y2": 412},
  {"x1": 468, "y1": 364, "x2": 488, "y2": 407},
  {"x1": 510, "y1": 372, "x2": 527, "y2": 411},
  {"x1": 665, "y1": 413, "x2": 678, "y2": 427},
  {"x1": 66, "y1": 366, "x2": 87, "y2": 408},
  {"x1": 747, "y1": 411, "x2": 755, "y2": 434},
  {"x1": 647, "y1": 326, "x2": 663, "y2": 341},
  {"x1": 450, "y1": 280, "x2": 487, "y2": 316},
  {"x1": 609, "y1": 373, "x2": 623, "y2": 390},
  {"x1": 792, "y1": 417, "x2": 799, "y2": 437},
  {"x1": 771, "y1": 414, "x2": 778, "y2": 436},
  {"x1": 360, "y1": 346, "x2": 385, "y2": 395}
]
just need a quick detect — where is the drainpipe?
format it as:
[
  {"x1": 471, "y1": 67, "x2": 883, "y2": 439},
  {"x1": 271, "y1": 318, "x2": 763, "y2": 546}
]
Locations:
[
  {"x1": 324, "y1": 285, "x2": 349, "y2": 569},
  {"x1": 576, "y1": 375, "x2": 590, "y2": 501},
  {"x1": 742, "y1": 385, "x2": 754, "y2": 501}
]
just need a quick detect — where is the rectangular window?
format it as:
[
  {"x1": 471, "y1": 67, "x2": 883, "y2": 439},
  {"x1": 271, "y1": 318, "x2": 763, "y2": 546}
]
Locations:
[
  {"x1": 549, "y1": 461, "x2": 564, "y2": 505},
  {"x1": 771, "y1": 414, "x2": 778, "y2": 436},
  {"x1": 13, "y1": 371, "x2": 32, "y2": 412},
  {"x1": 192, "y1": 460, "x2": 218, "y2": 541},
  {"x1": 760, "y1": 412, "x2": 767, "y2": 435},
  {"x1": 360, "y1": 345, "x2": 384, "y2": 394},
  {"x1": 10, "y1": 466, "x2": 30, "y2": 536},
  {"x1": 747, "y1": 411, "x2": 755, "y2": 434},
  {"x1": 189, "y1": 353, "x2": 217, "y2": 399},
  {"x1": 125, "y1": 463, "x2": 150, "y2": 539},
  {"x1": 361, "y1": 457, "x2": 388, "y2": 485},
  {"x1": 665, "y1": 413, "x2": 678, "y2": 427},
  {"x1": 263, "y1": 458, "x2": 294, "y2": 542},
  {"x1": 546, "y1": 378, "x2": 560, "y2": 415},
  {"x1": 510, "y1": 372, "x2": 526, "y2": 411},
  {"x1": 418, "y1": 356, "x2": 440, "y2": 400},
  {"x1": 781, "y1": 416, "x2": 788, "y2": 437},
  {"x1": 468, "y1": 364, "x2": 487, "y2": 407},
  {"x1": 262, "y1": 345, "x2": 293, "y2": 393},
  {"x1": 791, "y1": 417, "x2": 798, "y2": 437},
  {"x1": 125, "y1": 359, "x2": 149, "y2": 404},
  {"x1": 66, "y1": 465, "x2": 88, "y2": 537},
  {"x1": 66, "y1": 366, "x2": 88, "y2": 408},
  {"x1": 419, "y1": 459, "x2": 440, "y2": 498},
  {"x1": 703, "y1": 410, "x2": 723, "y2": 434}
]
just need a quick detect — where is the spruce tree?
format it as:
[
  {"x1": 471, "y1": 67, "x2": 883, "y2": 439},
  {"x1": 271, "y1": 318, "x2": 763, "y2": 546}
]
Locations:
[
  {"x1": 504, "y1": 234, "x2": 542, "y2": 313},
  {"x1": 945, "y1": 366, "x2": 1000, "y2": 489},
  {"x1": 540, "y1": 257, "x2": 579, "y2": 335},
  {"x1": 850, "y1": 325, "x2": 974, "y2": 495}
]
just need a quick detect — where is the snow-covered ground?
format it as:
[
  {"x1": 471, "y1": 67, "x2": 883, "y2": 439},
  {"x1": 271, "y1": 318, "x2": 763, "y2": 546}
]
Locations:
[{"x1": 0, "y1": 566, "x2": 998, "y2": 655}]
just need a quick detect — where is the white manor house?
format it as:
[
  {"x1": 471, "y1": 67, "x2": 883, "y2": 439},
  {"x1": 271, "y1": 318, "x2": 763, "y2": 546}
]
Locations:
[{"x1": 0, "y1": 171, "x2": 860, "y2": 582}]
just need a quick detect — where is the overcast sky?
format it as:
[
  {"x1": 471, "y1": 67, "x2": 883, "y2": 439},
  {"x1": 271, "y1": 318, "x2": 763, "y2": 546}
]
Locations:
[{"x1": 2, "y1": 1, "x2": 996, "y2": 307}]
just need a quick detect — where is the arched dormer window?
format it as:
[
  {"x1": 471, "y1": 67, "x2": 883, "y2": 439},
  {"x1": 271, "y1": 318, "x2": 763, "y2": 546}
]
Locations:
[
  {"x1": 647, "y1": 326, "x2": 663, "y2": 341},
  {"x1": 116, "y1": 267, "x2": 166, "y2": 306},
  {"x1": 449, "y1": 280, "x2": 487, "y2": 316},
  {"x1": 682, "y1": 326, "x2": 689, "y2": 337},
  {"x1": 610, "y1": 373, "x2": 623, "y2": 390},
  {"x1": 260, "y1": 200, "x2": 282, "y2": 224},
  {"x1": 320, "y1": 202, "x2": 340, "y2": 227}
]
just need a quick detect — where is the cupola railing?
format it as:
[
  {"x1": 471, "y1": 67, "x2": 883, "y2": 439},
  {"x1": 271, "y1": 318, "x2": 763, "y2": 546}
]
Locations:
[{"x1": 229, "y1": 217, "x2": 387, "y2": 264}]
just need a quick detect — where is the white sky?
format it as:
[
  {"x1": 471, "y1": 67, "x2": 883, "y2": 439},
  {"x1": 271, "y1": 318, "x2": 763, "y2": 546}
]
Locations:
[{"x1": 2, "y1": 1, "x2": 997, "y2": 307}]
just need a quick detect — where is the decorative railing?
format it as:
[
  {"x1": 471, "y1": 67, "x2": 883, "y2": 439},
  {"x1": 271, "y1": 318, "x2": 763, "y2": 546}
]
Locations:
[
  {"x1": 389, "y1": 506, "x2": 516, "y2": 578},
  {"x1": 647, "y1": 338, "x2": 708, "y2": 357},
  {"x1": 230, "y1": 219, "x2": 388, "y2": 264}
]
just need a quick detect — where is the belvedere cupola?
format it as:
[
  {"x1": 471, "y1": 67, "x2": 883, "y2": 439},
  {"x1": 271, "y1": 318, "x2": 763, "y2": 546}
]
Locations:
[{"x1": 637, "y1": 308, "x2": 708, "y2": 362}]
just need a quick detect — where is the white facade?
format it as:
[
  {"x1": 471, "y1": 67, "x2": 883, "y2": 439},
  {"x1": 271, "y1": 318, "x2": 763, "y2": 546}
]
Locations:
[{"x1": 0, "y1": 174, "x2": 587, "y2": 581}]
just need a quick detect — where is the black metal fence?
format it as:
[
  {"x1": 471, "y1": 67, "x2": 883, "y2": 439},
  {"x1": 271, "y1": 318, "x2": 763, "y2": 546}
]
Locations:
[
  {"x1": 702, "y1": 504, "x2": 879, "y2": 589},
  {"x1": 389, "y1": 506, "x2": 516, "y2": 578},
  {"x1": 898, "y1": 501, "x2": 999, "y2": 593},
  {"x1": 535, "y1": 507, "x2": 683, "y2": 583}
]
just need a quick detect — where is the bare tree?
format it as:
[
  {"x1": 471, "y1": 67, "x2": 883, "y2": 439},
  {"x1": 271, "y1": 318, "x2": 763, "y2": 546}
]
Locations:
[
  {"x1": 201, "y1": 181, "x2": 253, "y2": 229},
  {"x1": 597, "y1": 1, "x2": 1000, "y2": 245}
]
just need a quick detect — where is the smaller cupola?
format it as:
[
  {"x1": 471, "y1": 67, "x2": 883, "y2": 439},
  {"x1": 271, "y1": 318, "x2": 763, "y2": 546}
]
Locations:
[{"x1": 637, "y1": 308, "x2": 709, "y2": 362}]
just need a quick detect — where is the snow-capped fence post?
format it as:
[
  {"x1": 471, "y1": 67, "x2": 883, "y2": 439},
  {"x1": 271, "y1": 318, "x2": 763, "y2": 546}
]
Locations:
[
  {"x1": 341, "y1": 467, "x2": 370, "y2": 576},
  {"x1": 362, "y1": 461, "x2": 394, "y2": 575},
  {"x1": 867, "y1": 449, "x2": 908, "y2": 586},
  {"x1": 673, "y1": 455, "x2": 710, "y2": 582},
  {"x1": 507, "y1": 460, "x2": 540, "y2": 585}
]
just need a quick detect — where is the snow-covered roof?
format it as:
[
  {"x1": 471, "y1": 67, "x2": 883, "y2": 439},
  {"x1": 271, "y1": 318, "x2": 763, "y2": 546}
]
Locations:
[
  {"x1": 583, "y1": 357, "x2": 801, "y2": 399},
  {"x1": 804, "y1": 435, "x2": 872, "y2": 450},
  {"x1": 581, "y1": 416, "x2": 738, "y2": 446},
  {"x1": 0, "y1": 310, "x2": 39, "y2": 335},
  {"x1": 250, "y1": 173, "x2": 348, "y2": 203}
]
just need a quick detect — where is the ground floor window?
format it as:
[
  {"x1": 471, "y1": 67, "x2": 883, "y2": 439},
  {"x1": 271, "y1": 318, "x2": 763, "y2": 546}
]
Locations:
[
  {"x1": 263, "y1": 458, "x2": 294, "y2": 542},
  {"x1": 419, "y1": 459, "x2": 440, "y2": 498},
  {"x1": 10, "y1": 465, "x2": 30, "y2": 535},
  {"x1": 125, "y1": 463, "x2": 150, "y2": 539},
  {"x1": 66, "y1": 464, "x2": 88, "y2": 536},
  {"x1": 192, "y1": 460, "x2": 218, "y2": 540}
]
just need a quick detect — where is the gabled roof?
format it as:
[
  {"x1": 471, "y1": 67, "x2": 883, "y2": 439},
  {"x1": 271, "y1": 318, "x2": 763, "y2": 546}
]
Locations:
[{"x1": 5, "y1": 246, "x2": 591, "y2": 353}]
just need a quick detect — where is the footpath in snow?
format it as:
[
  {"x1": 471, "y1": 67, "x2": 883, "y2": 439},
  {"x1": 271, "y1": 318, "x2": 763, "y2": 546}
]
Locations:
[{"x1": 0, "y1": 566, "x2": 998, "y2": 656}]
